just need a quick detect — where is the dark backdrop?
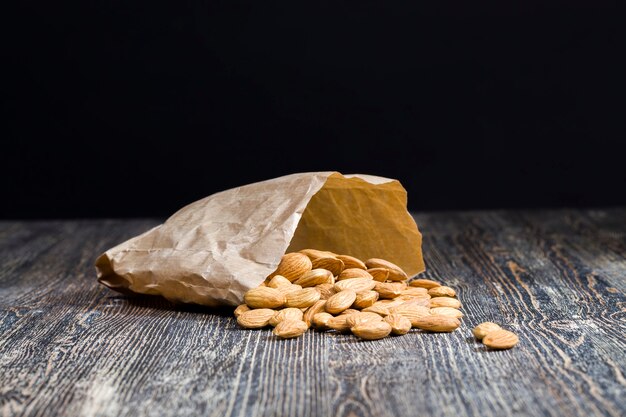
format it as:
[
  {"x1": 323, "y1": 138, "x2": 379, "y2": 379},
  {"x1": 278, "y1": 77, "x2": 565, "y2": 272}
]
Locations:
[{"x1": 4, "y1": 0, "x2": 625, "y2": 219}]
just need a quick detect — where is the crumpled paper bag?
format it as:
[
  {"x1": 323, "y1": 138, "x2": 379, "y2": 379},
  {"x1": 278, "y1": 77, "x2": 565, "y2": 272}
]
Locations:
[{"x1": 95, "y1": 171, "x2": 425, "y2": 307}]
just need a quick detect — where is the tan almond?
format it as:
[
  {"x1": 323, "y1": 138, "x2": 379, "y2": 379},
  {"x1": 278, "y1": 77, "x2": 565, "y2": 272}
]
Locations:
[
  {"x1": 346, "y1": 311, "x2": 384, "y2": 328},
  {"x1": 315, "y1": 283, "x2": 336, "y2": 300},
  {"x1": 389, "y1": 303, "x2": 431, "y2": 327},
  {"x1": 336, "y1": 254, "x2": 366, "y2": 270},
  {"x1": 409, "y1": 278, "x2": 442, "y2": 289},
  {"x1": 303, "y1": 300, "x2": 327, "y2": 327},
  {"x1": 430, "y1": 306, "x2": 464, "y2": 319},
  {"x1": 352, "y1": 290, "x2": 379, "y2": 309},
  {"x1": 243, "y1": 287, "x2": 286, "y2": 309},
  {"x1": 482, "y1": 329, "x2": 519, "y2": 349},
  {"x1": 412, "y1": 315, "x2": 460, "y2": 332},
  {"x1": 430, "y1": 297, "x2": 462, "y2": 309},
  {"x1": 326, "y1": 315, "x2": 352, "y2": 332},
  {"x1": 299, "y1": 248, "x2": 336, "y2": 260},
  {"x1": 312, "y1": 312, "x2": 334, "y2": 330},
  {"x1": 269, "y1": 307, "x2": 304, "y2": 327},
  {"x1": 276, "y1": 284, "x2": 303, "y2": 296},
  {"x1": 337, "y1": 268, "x2": 374, "y2": 281},
  {"x1": 293, "y1": 268, "x2": 334, "y2": 287},
  {"x1": 339, "y1": 308, "x2": 360, "y2": 316},
  {"x1": 352, "y1": 321, "x2": 392, "y2": 340},
  {"x1": 334, "y1": 277, "x2": 376, "y2": 293},
  {"x1": 267, "y1": 275, "x2": 292, "y2": 288},
  {"x1": 367, "y1": 267, "x2": 390, "y2": 282},
  {"x1": 384, "y1": 313, "x2": 412, "y2": 335},
  {"x1": 400, "y1": 287, "x2": 429, "y2": 297},
  {"x1": 375, "y1": 282, "x2": 407, "y2": 299},
  {"x1": 362, "y1": 303, "x2": 391, "y2": 317},
  {"x1": 236, "y1": 309, "x2": 276, "y2": 329},
  {"x1": 428, "y1": 286, "x2": 456, "y2": 298},
  {"x1": 233, "y1": 304, "x2": 250, "y2": 318},
  {"x1": 312, "y1": 256, "x2": 345, "y2": 276},
  {"x1": 273, "y1": 319, "x2": 308, "y2": 339},
  {"x1": 271, "y1": 252, "x2": 313, "y2": 282},
  {"x1": 325, "y1": 289, "x2": 357, "y2": 315},
  {"x1": 473, "y1": 322, "x2": 503, "y2": 340},
  {"x1": 285, "y1": 287, "x2": 321, "y2": 308},
  {"x1": 364, "y1": 258, "x2": 408, "y2": 282}
]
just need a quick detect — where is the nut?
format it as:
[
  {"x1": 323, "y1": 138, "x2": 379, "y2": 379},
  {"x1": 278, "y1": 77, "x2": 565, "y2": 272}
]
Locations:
[
  {"x1": 233, "y1": 304, "x2": 250, "y2": 318},
  {"x1": 293, "y1": 268, "x2": 334, "y2": 287},
  {"x1": 374, "y1": 282, "x2": 407, "y2": 299},
  {"x1": 351, "y1": 321, "x2": 393, "y2": 340},
  {"x1": 285, "y1": 287, "x2": 321, "y2": 308},
  {"x1": 315, "y1": 283, "x2": 336, "y2": 300},
  {"x1": 243, "y1": 287, "x2": 286, "y2": 309},
  {"x1": 409, "y1": 279, "x2": 441, "y2": 289},
  {"x1": 326, "y1": 315, "x2": 353, "y2": 332},
  {"x1": 367, "y1": 268, "x2": 390, "y2": 282},
  {"x1": 430, "y1": 307, "x2": 464, "y2": 319},
  {"x1": 334, "y1": 277, "x2": 376, "y2": 293},
  {"x1": 311, "y1": 256, "x2": 345, "y2": 276},
  {"x1": 428, "y1": 286, "x2": 456, "y2": 298},
  {"x1": 337, "y1": 268, "x2": 374, "y2": 281},
  {"x1": 303, "y1": 300, "x2": 327, "y2": 327},
  {"x1": 352, "y1": 290, "x2": 379, "y2": 309},
  {"x1": 325, "y1": 289, "x2": 357, "y2": 315},
  {"x1": 384, "y1": 313, "x2": 412, "y2": 335},
  {"x1": 312, "y1": 312, "x2": 334, "y2": 329},
  {"x1": 237, "y1": 309, "x2": 276, "y2": 329},
  {"x1": 269, "y1": 307, "x2": 304, "y2": 326},
  {"x1": 429, "y1": 297, "x2": 462, "y2": 309},
  {"x1": 267, "y1": 275, "x2": 292, "y2": 288},
  {"x1": 472, "y1": 322, "x2": 502, "y2": 340},
  {"x1": 271, "y1": 252, "x2": 313, "y2": 282},
  {"x1": 298, "y1": 248, "x2": 336, "y2": 261},
  {"x1": 412, "y1": 315, "x2": 460, "y2": 332},
  {"x1": 482, "y1": 329, "x2": 519, "y2": 349},
  {"x1": 273, "y1": 319, "x2": 308, "y2": 339},
  {"x1": 389, "y1": 303, "x2": 431, "y2": 327},
  {"x1": 336, "y1": 254, "x2": 367, "y2": 270},
  {"x1": 346, "y1": 311, "x2": 384, "y2": 328},
  {"x1": 364, "y1": 258, "x2": 408, "y2": 282}
]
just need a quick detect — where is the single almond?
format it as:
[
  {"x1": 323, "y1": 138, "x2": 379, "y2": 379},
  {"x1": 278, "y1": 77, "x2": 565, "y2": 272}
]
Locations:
[
  {"x1": 364, "y1": 258, "x2": 408, "y2": 282},
  {"x1": 326, "y1": 315, "x2": 352, "y2": 332},
  {"x1": 312, "y1": 256, "x2": 345, "y2": 276},
  {"x1": 367, "y1": 267, "x2": 390, "y2": 282},
  {"x1": 336, "y1": 254, "x2": 367, "y2": 270},
  {"x1": 243, "y1": 287, "x2": 286, "y2": 309},
  {"x1": 285, "y1": 287, "x2": 321, "y2": 308},
  {"x1": 389, "y1": 303, "x2": 431, "y2": 327},
  {"x1": 473, "y1": 322, "x2": 503, "y2": 340},
  {"x1": 482, "y1": 329, "x2": 519, "y2": 349},
  {"x1": 273, "y1": 319, "x2": 308, "y2": 339},
  {"x1": 294, "y1": 268, "x2": 334, "y2": 287},
  {"x1": 400, "y1": 287, "x2": 429, "y2": 297},
  {"x1": 361, "y1": 303, "x2": 391, "y2": 317},
  {"x1": 340, "y1": 308, "x2": 360, "y2": 316},
  {"x1": 352, "y1": 290, "x2": 379, "y2": 309},
  {"x1": 430, "y1": 297, "x2": 462, "y2": 309},
  {"x1": 334, "y1": 277, "x2": 376, "y2": 293},
  {"x1": 267, "y1": 275, "x2": 292, "y2": 288},
  {"x1": 233, "y1": 304, "x2": 250, "y2": 318},
  {"x1": 375, "y1": 282, "x2": 407, "y2": 299},
  {"x1": 428, "y1": 286, "x2": 456, "y2": 298},
  {"x1": 352, "y1": 321, "x2": 393, "y2": 340},
  {"x1": 412, "y1": 315, "x2": 460, "y2": 332},
  {"x1": 276, "y1": 284, "x2": 303, "y2": 296},
  {"x1": 237, "y1": 309, "x2": 276, "y2": 329},
  {"x1": 346, "y1": 311, "x2": 384, "y2": 328},
  {"x1": 269, "y1": 307, "x2": 304, "y2": 326},
  {"x1": 325, "y1": 289, "x2": 357, "y2": 314},
  {"x1": 303, "y1": 300, "x2": 327, "y2": 327},
  {"x1": 271, "y1": 252, "x2": 313, "y2": 282},
  {"x1": 299, "y1": 248, "x2": 336, "y2": 260},
  {"x1": 384, "y1": 313, "x2": 412, "y2": 335},
  {"x1": 315, "y1": 283, "x2": 336, "y2": 300},
  {"x1": 431, "y1": 306, "x2": 464, "y2": 319},
  {"x1": 409, "y1": 278, "x2": 442, "y2": 289},
  {"x1": 312, "y1": 312, "x2": 334, "y2": 330},
  {"x1": 337, "y1": 268, "x2": 374, "y2": 281}
]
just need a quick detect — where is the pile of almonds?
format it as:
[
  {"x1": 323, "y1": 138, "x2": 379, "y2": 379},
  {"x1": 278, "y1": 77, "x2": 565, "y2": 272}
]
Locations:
[{"x1": 234, "y1": 249, "x2": 468, "y2": 341}]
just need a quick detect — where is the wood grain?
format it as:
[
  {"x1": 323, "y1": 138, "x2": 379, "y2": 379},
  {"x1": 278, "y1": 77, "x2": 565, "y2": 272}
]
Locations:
[{"x1": 1, "y1": 209, "x2": 625, "y2": 417}]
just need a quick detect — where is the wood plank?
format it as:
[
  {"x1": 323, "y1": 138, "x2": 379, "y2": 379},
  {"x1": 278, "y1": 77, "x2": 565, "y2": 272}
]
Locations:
[{"x1": 0, "y1": 209, "x2": 625, "y2": 417}]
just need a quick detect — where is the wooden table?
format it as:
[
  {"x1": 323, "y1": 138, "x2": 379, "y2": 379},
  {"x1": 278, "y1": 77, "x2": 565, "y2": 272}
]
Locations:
[{"x1": 1, "y1": 208, "x2": 625, "y2": 417}]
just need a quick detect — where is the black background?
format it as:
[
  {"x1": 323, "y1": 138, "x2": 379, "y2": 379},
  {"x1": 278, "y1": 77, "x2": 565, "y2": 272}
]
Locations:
[{"x1": 5, "y1": 0, "x2": 625, "y2": 219}]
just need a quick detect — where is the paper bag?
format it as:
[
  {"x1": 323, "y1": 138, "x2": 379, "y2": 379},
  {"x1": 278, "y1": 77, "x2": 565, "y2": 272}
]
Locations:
[{"x1": 95, "y1": 171, "x2": 425, "y2": 307}]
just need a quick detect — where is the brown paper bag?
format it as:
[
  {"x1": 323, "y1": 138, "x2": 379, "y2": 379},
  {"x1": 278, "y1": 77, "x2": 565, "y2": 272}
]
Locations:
[{"x1": 95, "y1": 171, "x2": 425, "y2": 307}]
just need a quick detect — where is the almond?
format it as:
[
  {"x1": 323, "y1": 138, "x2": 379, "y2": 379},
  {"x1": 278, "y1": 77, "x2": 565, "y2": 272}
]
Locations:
[
  {"x1": 384, "y1": 313, "x2": 412, "y2": 335},
  {"x1": 243, "y1": 287, "x2": 286, "y2": 309},
  {"x1": 482, "y1": 329, "x2": 519, "y2": 349},
  {"x1": 237, "y1": 309, "x2": 276, "y2": 329},
  {"x1": 233, "y1": 304, "x2": 250, "y2": 317},
  {"x1": 267, "y1": 275, "x2": 292, "y2": 288},
  {"x1": 364, "y1": 258, "x2": 408, "y2": 282},
  {"x1": 325, "y1": 289, "x2": 357, "y2": 314},
  {"x1": 337, "y1": 268, "x2": 374, "y2": 281},
  {"x1": 389, "y1": 303, "x2": 431, "y2": 327},
  {"x1": 336, "y1": 254, "x2": 366, "y2": 270},
  {"x1": 269, "y1": 307, "x2": 304, "y2": 326},
  {"x1": 412, "y1": 315, "x2": 460, "y2": 332},
  {"x1": 315, "y1": 283, "x2": 336, "y2": 300},
  {"x1": 374, "y1": 282, "x2": 407, "y2": 299},
  {"x1": 409, "y1": 278, "x2": 441, "y2": 289},
  {"x1": 276, "y1": 284, "x2": 303, "y2": 296},
  {"x1": 294, "y1": 268, "x2": 334, "y2": 287},
  {"x1": 299, "y1": 248, "x2": 336, "y2": 260},
  {"x1": 472, "y1": 322, "x2": 502, "y2": 340},
  {"x1": 351, "y1": 321, "x2": 392, "y2": 340},
  {"x1": 326, "y1": 315, "x2": 352, "y2": 332},
  {"x1": 273, "y1": 319, "x2": 308, "y2": 339},
  {"x1": 285, "y1": 287, "x2": 321, "y2": 308},
  {"x1": 352, "y1": 290, "x2": 379, "y2": 309},
  {"x1": 346, "y1": 311, "x2": 384, "y2": 328},
  {"x1": 430, "y1": 306, "x2": 464, "y2": 319},
  {"x1": 271, "y1": 252, "x2": 313, "y2": 282},
  {"x1": 312, "y1": 256, "x2": 345, "y2": 276},
  {"x1": 428, "y1": 286, "x2": 456, "y2": 298},
  {"x1": 312, "y1": 312, "x2": 334, "y2": 330},
  {"x1": 361, "y1": 303, "x2": 391, "y2": 317},
  {"x1": 367, "y1": 267, "x2": 390, "y2": 282},
  {"x1": 334, "y1": 277, "x2": 376, "y2": 293},
  {"x1": 400, "y1": 287, "x2": 429, "y2": 297},
  {"x1": 303, "y1": 300, "x2": 327, "y2": 327},
  {"x1": 430, "y1": 297, "x2": 462, "y2": 309}
]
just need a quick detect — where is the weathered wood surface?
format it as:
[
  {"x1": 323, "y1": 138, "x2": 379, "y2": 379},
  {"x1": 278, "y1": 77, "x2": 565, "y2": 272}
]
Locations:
[{"x1": 1, "y1": 208, "x2": 625, "y2": 417}]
